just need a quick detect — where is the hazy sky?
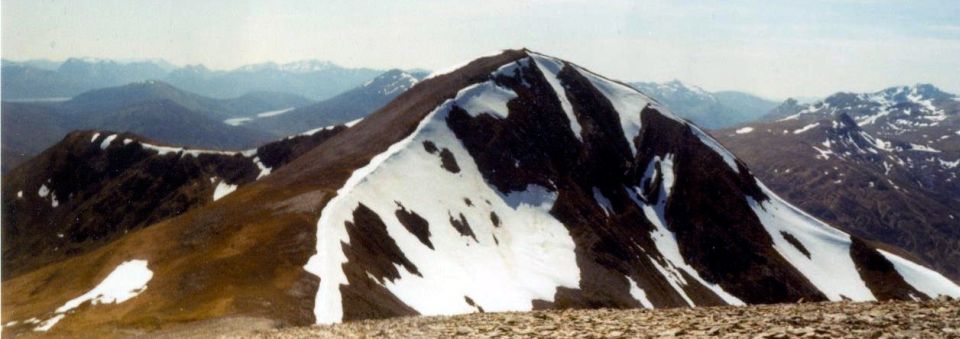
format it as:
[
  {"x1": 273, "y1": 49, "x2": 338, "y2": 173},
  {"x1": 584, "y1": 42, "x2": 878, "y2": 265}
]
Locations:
[{"x1": 3, "y1": 0, "x2": 959, "y2": 99}]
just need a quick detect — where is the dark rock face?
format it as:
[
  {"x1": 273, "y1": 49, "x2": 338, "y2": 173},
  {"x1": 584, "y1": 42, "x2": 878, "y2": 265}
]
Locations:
[
  {"x1": 780, "y1": 232, "x2": 811, "y2": 259},
  {"x1": 339, "y1": 205, "x2": 423, "y2": 321},
  {"x1": 448, "y1": 213, "x2": 478, "y2": 241},
  {"x1": 344, "y1": 204, "x2": 422, "y2": 281},
  {"x1": 641, "y1": 111, "x2": 825, "y2": 304},
  {"x1": 437, "y1": 148, "x2": 461, "y2": 173},
  {"x1": 394, "y1": 203, "x2": 433, "y2": 249},
  {"x1": 444, "y1": 54, "x2": 827, "y2": 308}
]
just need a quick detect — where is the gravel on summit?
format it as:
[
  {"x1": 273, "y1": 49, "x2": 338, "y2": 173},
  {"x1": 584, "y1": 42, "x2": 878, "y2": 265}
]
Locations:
[{"x1": 252, "y1": 298, "x2": 960, "y2": 338}]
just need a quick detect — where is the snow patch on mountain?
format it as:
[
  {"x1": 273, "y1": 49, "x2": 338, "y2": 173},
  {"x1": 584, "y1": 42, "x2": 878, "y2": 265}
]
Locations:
[
  {"x1": 938, "y1": 158, "x2": 959, "y2": 168},
  {"x1": 812, "y1": 146, "x2": 834, "y2": 160},
  {"x1": 856, "y1": 107, "x2": 892, "y2": 126},
  {"x1": 252, "y1": 157, "x2": 272, "y2": 179},
  {"x1": 213, "y1": 181, "x2": 238, "y2": 201},
  {"x1": 119, "y1": 138, "x2": 281, "y2": 180},
  {"x1": 136, "y1": 141, "x2": 240, "y2": 158},
  {"x1": 292, "y1": 118, "x2": 363, "y2": 139},
  {"x1": 793, "y1": 122, "x2": 820, "y2": 134},
  {"x1": 33, "y1": 315, "x2": 64, "y2": 332},
  {"x1": 749, "y1": 183, "x2": 875, "y2": 301},
  {"x1": 908, "y1": 143, "x2": 940, "y2": 153},
  {"x1": 592, "y1": 187, "x2": 614, "y2": 216},
  {"x1": 530, "y1": 54, "x2": 583, "y2": 141},
  {"x1": 626, "y1": 276, "x2": 654, "y2": 309},
  {"x1": 224, "y1": 117, "x2": 253, "y2": 126},
  {"x1": 225, "y1": 107, "x2": 296, "y2": 126},
  {"x1": 256, "y1": 107, "x2": 295, "y2": 118},
  {"x1": 878, "y1": 250, "x2": 960, "y2": 298},
  {"x1": 99, "y1": 134, "x2": 118, "y2": 149},
  {"x1": 454, "y1": 82, "x2": 518, "y2": 119},
  {"x1": 34, "y1": 260, "x2": 152, "y2": 332}
]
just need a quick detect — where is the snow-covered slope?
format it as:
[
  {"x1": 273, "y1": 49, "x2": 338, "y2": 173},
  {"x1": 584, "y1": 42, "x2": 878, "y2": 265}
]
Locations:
[{"x1": 306, "y1": 59, "x2": 583, "y2": 323}]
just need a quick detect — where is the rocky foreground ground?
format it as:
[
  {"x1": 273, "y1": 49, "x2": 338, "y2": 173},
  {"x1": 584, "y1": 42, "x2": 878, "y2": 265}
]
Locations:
[{"x1": 239, "y1": 298, "x2": 960, "y2": 338}]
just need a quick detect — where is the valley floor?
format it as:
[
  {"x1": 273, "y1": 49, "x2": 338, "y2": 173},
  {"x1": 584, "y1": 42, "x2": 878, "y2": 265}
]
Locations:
[{"x1": 238, "y1": 299, "x2": 960, "y2": 338}]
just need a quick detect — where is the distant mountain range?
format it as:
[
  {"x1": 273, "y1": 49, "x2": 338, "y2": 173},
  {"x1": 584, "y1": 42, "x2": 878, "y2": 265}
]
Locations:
[
  {"x1": 1, "y1": 58, "x2": 385, "y2": 101},
  {"x1": 1, "y1": 58, "x2": 170, "y2": 100},
  {"x1": 60, "y1": 80, "x2": 312, "y2": 118},
  {"x1": 0, "y1": 81, "x2": 307, "y2": 172},
  {"x1": 718, "y1": 84, "x2": 960, "y2": 280},
  {"x1": 629, "y1": 80, "x2": 779, "y2": 129},
  {"x1": 164, "y1": 61, "x2": 383, "y2": 100},
  {"x1": 1, "y1": 69, "x2": 428, "y2": 173}
]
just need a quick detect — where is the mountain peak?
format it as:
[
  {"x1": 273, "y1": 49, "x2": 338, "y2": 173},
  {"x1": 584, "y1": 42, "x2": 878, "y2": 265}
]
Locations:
[
  {"x1": 360, "y1": 69, "x2": 420, "y2": 95},
  {"x1": 3, "y1": 49, "x2": 957, "y2": 335},
  {"x1": 775, "y1": 83, "x2": 957, "y2": 126}
]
